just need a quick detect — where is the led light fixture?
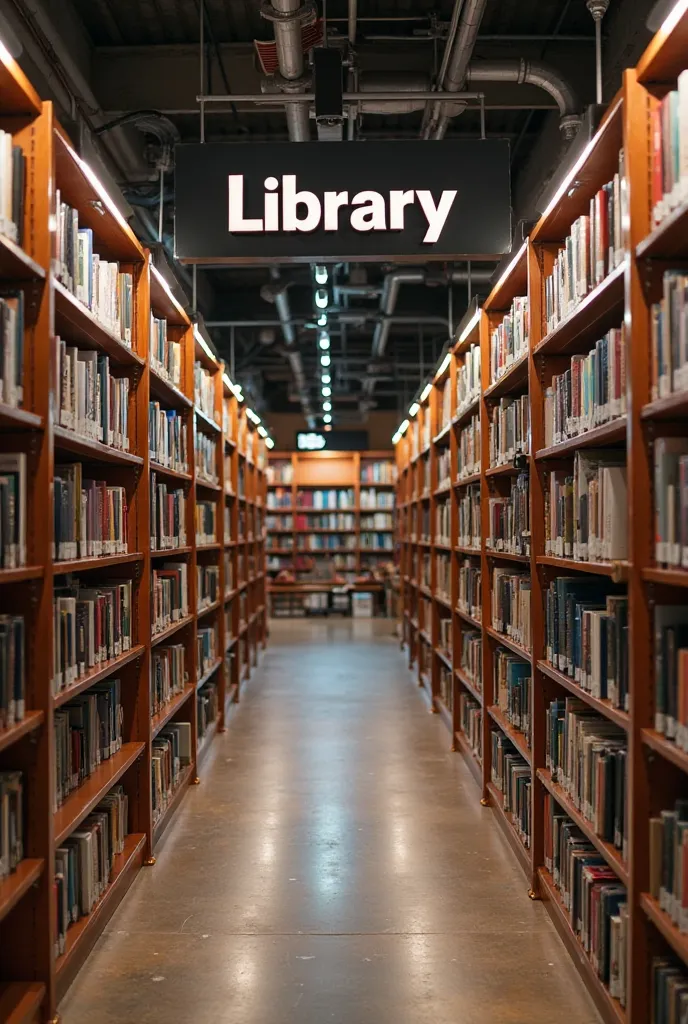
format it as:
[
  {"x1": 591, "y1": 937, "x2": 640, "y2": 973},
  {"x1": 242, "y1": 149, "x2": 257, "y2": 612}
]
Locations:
[
  {"x1": 321, "y1": 353, "x2": 331, "y2": 367},
  {"x1": 246, "y1": 408, "x2": 261, "y2": 425},
  {"x1": 257, "y1": 425, "x2": 268, "y2": 438},
  {"x1": 321, "y1": 373, "x2": 331, "y2": 385},
  {"x1": 314, "y1": 265, "x2": 328, "y2": 284},
  {"x1": 315, "y1": 288, "x2": 329, "y2": 309},
  {"x1": 194, "y1": 326, "x2": 215, "y2": 361},
  {"x1": 317, "y1": 313, "x2": 327, "y2": 326},
  {"x1": 265, "y1": 437, "x2": 275, "y2": 449},
  {"x1": 398, "y1": 418, "x2": 410, "y2": 436},
  {"x1": 408, "y1": 401, "x2": 420, "y2": 417},
  {"x1": 420, "y1": 383, "x2": 432, "y2": 402},
  {"x1": 319, "y1": 333, "x2": 330, "y2": 350},
  {"x1": 392, "y1": 431, "x2": 400, "y2": 444},
  {"x1": 322, "y1": 386, "x2": 332, "y2": 398},
  {"x1": 458, "y1": 308, "x2": 481, "y2": 344},
  {"x1": 323, "y1": 400, "x2": 332, "y2": 412},
  {"x1": 323, "y1": 413, "x2": 332, "y2": 424},
  {"x1": 435, "y1": 352, "x2": 452, "y2": 378}
]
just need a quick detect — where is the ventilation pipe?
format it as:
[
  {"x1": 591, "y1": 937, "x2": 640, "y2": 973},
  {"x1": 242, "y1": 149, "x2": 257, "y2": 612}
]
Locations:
[
  {"x1": 261, "y1": 273, "x2": 315, "y2": 426},
  {"x1": 466, "y1": 60, "x2": 583, "y2": 139},
  {"x1": 261, "y1": 0, "x2": 312, "y2": 141},
  {"x1": 433, "y1": 0, "x2": 489, "y2": 140}
]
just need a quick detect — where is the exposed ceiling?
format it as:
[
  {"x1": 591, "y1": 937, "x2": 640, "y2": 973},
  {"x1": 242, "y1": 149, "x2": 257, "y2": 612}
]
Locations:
[{"x1": 2, "y1": 0, "x2": 658, "y2": 424}]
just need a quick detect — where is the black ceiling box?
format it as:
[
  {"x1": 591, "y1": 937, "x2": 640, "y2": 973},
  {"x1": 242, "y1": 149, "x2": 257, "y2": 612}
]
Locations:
[{"x1": 174, "y1": 140, "x2": 511, "y2": 264}]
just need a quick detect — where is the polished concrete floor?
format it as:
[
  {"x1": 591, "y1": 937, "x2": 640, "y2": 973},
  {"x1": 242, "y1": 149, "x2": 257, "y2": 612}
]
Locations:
[{"x1": 60, "y1": 619, "x2": 599, "y2": 1024}]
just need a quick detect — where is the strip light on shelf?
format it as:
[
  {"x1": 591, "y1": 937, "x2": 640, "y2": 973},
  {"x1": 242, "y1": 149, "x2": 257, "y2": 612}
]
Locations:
[
  {"x1": 265, "y1": 437, "x2": 275, "y2": 449},
  {"x1": 319, "y1": 333, "x2": 330, "y2": 350},
  {"x1": 323, "y1": 413, "x2": 332, "y2": 423},
  {"x1": 420, "y1": 382, "x2": 433, "y2": 402},
  {"x1": 458, "y1": 307, "x2": 481, "y2": 344},
  {"x1": 193, "y1": 326, "x2": 216, "y2": 361},
  {"x1": 322, "y1": 386, "x2": 332, "y2": 398},
  {"x1": 246, "y1": 408, "x2": 261, "y2": 425},
  {"x1": 660, "y1": 0, "x2": 688, "y2": 35},
  {"x1": 317, "y1": 313, "x2": 327, "y2": 327},
  {"x1": 408, "y1": 401, "x2": 420, "y2": 417},
  {"x1": 321, "y1": 373, "x2": 331, "y2": 385},
  {"x1": 257, "y1": 425, "x2": 268, "y2": 438},
  {"x1": 323, "y1": 400, "x2": 332, "y2": 412},
  {"x1": 435, "y1": 352, "x2": 452, "y2": 379}
]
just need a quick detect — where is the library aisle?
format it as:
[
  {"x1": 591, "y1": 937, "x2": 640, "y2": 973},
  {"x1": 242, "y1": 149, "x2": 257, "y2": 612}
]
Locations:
[{"x1": 59, "y1": 620, "x2": 598, "y2": 1024}]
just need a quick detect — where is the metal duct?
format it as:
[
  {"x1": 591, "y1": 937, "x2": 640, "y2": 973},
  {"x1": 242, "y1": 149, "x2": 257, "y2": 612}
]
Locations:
[
  {"x1": 348, "y1": 0, "x2": 357, "y2": 44},
  {"x1": 261, "y1": 273, "x2": 315, "y2": 425},
  {"x1": 267, "y1": 0, "x2": 311, "y2": 141},
  {"x1": 421, "y1": 0, "x2": 465, "y2": 137},
  {"x1": 434, "y1": 0, "x2": 489, "y2": 139},
  {"x1": 466, "y1": 59, "x2": 582, "y2": 138},
  {"x1": 359, "y1": 72, "x2": 432, "y2": 114}
]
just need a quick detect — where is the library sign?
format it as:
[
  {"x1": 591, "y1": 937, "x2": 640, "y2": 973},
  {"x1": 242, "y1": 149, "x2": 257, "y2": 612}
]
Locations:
[{"x1": 174, "y1": 140, "x2": 511, "y2": 263}]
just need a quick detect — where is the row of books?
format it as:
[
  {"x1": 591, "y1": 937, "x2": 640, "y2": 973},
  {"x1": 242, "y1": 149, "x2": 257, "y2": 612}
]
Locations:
[
  {"x1": 494, "y1": 648, "x2": 530, "y2": 741},
  {"x1": 266, "y1": 515, "x2": 292, "y2": 530},
  {"x1": 266, "y1": 488, "x2": 291, "y2": 509},
  {"x1": 57, "y1": 341, "x2": 130, "y2": 451},
  {"x1": 649, "y1": 797, "x2": 688, "y2": 933},
  {"x1": 651, "y1": 72, "x2": 688, "y2": 228},
  {"x1": 195, "y1": 431, "x2": 218, "y2": 485},
  {"x1": 458, "y1": 414, "x2": 480, "y2": 479},
  {"x1": 654, "y1": 437, "x2": 688, "y2": 568},
  {"x1": 456, "y1": 343, "x2": 481, "y2": 413},
  {"x1": 459, "y1": 692, "x2": 482, "y2": 761},
  {"x1": 437, "y1": 448, "x2": 452, "y2": 489},
  {"x1": 435, "y1": 500, "x2": 450, "y2": 545},
  {"x1": 296, "y1": 489, "x2": 355, "y2": 509},
  {"x1": 360, "y1": 534, "x2": 393, "y2": 551},
  {"x1": 458, "y1": 560, "x2": 481, "y2": 621},
  {"x1": 0, "y1": 292, "x2": 24, "y2": 410},
  {"x1": 198, "y1": 565, "x2": 220, "y2": 611},
  {"x1": 152, "y1": 562, "x2": 189, "y2": 633},
  {"x1": 490, "y1": 295, "x2": 529, "y2": 384},
  {"x1": 361, "y1": 513, "x2": 392, "y2": 530},
  {"x1": 651, "y1": 958, "x2": 688, "y2": 1023},
  {"x1": 543, "y1": 794, "x2": 627, "y2": 1005},
  {"x1": 198, "y1": 678, "x2": 219, "y2": 740},
  {"x1": 439, "y1": 615, "x2": 452, "y2": 654},
  {"x1": 489, "y1": 395, "x2": 529, "y2": 468},
  {"x1": 55, "y1": 784, "x2": 129, "y2": 957},
  {"x1": 436, "y1": 553, "x2": 450, "y2": 600},
  {"x1": 294, "y1": 513, "x2": 355, "y2": 530},
  {"x1": 461, "y1": 629, "x2": 482, "y2": 687},
  {"x1": 360, "y1": 461, "x2": 394, "y2": 484},
  {"x1": 53, "y1": 679, "x2": 122, "y2": 810},
  {"x1": 149, "y1": 403, "x2": 188, "y2": 473},
  {"x1": 544, "y1": 153, "x2": 625, "y2": 333},
  {"x1": 0, "y1": 133, "x2": 25, "y2": 246},
  {"x1": 544, "y1": 454, "x2": 628, "y2": 562},
  {"x1": 410, "y1": 414, "x2": 431, "y2": 458},
  {"x1": 152, "y1": 722, "x2": 192, "y2": 826},
  {"x1": 491, "y1": 730, "x2": 530, "y2": 848},
  {"x1": 151, "y1": 476, "x2": 187, "y2": 551},
  {"x1": 53, "y1": 467, "x2": 128, "y2": 561},
  {"x1": 55, "y1": 193, "x2": 133, "y2": 345},
  {"x1": 545, "y1": 578, "x2": 628, "y2": 711},
  {"x1": 151, "y1": 643, "x2": 186, "y2": 716},
  {"x1": 150, "y1": 314, "x2": 182, "y2": 388},
  {"x1": 296, "y1": 535, "x2": 356, "y2": 551},
  {"x1": 651, "y1": 271, "x2": 688, "y2": 401},
  {"x1": 654, "y1": 604, "x2": 688, "y2": 748},
  {"x1": 0, "y1": 615, "x2": 24, "y2": 730},
  {"x1": 361, "y1": 489, "x2": 394, "y2": 509},
  {"x1": 194, "y1": 361, "x2": 216, "y2": 421},
  {"x1": 197, "y1": 624, "x2": 219, "y2": 676},
  {"x1": 486, "y1": 473, "x2": 530, "y2": 557},
  {"x1": 53, "y1": 580, "x2": 132, "y2": 695},
  {"x1": 0, "y1": 770, "x2": 22, "y2": 879},
  {"x1": 195, "y1": 501, "x2": 216, "y2": 547},
  {"x1": 491, "y1": 568, "x2": 531, "y2": 650},
  {"x1": 0, "y1": 451, "x2": 26, "y2": 569},
  {"x1": 439, "y1": 664, "x2": 453, "y2": 711},
  {"x1": 546, "y1": 696, "x2": 627, "y2": 855},
  {"x1": 436, "y1": 376, "x2": 452, "y2": 436},
  {"x1": 543, "y1": 328, "x2": 626, "y2": 449},
  {"x1": 267, "y1": 462, "x2": 293, "y2": 485},
  {"x1": 458, "y1": 484, "x2": 481, "y2": 549}
]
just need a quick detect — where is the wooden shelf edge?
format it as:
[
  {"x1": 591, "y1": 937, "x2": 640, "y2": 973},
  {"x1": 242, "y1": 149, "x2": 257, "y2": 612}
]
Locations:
[
  {"x1": 0, "y1": 710, "x2": 44, "y2": 754},
  {"x1": 454, "y1": 729, "x2": 483, "y2": 786},
  {"x1": 537, "y1": 660, "x2": 629, "y2": 730},
  {"x1": 486, "y1": 781, "x2": 531, "y2": 878},
  {"x1": 53, "y1": 551, "x2": 143, "y2": 574},
  {"x1": 153, "y1": 763, "x2": 195, "y2": 847},
  {"x1": 53, "y1": 425, "x2": 143, "y2": 466},
  {"x1": 487, "y1": 705, "x2": 532, "y2": 764},
  {"x1": 455, "y1": 668, "x2": 483, "y2": 705},
  {"x1": 0, "y1": 859, "x2": 44, "y2": 924},
  {"x1": 0, "y1": 982, "x2": 46, "y2": 1024},
  {"x1": 533, "y1": 263, "x2": 626, "y2": 358},
  {"x1": 456, "y1": 607, "x2": 482, "y2": 631},
  {"x1": 640, "y1": 893, "x2": 688, "y2": 967},
  {"x1": 54, "y1": 742, "x2": 146, "y2": 845},
  {"x1": 151, "y1": 685, "x2": 195, "y2": 739},
  {"x1": 0, "y1": 565, "x2": 44, "y2": 585},
  {"x1": 485, "y1": 625, "x2": 532, "y2": 662},
  {"x1": 535, "y1": 417, "x2": 628, "y2": 460},
  {"x1": 196, "y1": 657, "x2": 222, "y2": 691},
  {"x1": 151, "y1": 612, "x2": 195, "y2": 647},
  {"x1": 641, "y1": 727, "x2": 688, "y2": 775},
  {"x1": 54, "y1": 645, "x2": 145, "y2": 709}
]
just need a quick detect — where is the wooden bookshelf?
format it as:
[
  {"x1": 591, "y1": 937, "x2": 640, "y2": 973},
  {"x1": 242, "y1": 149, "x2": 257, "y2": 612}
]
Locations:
[
  {"x1": 266, "y1": 450, "x2": 394, "y2": 615},
  {"x1": 0, "y1": 52, "x2": 268, "y2": 1019},
  {"x1": 395, "y1": 22, "x2": 688, "y2": 1019}
]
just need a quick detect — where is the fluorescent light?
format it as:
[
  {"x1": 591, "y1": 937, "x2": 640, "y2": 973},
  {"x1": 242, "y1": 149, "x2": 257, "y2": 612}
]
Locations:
[
  {"x1": 257, "y1": 425, "x2": 268, "y2": 438},
  {"x1": 315, "y1": 288, "x2": 329, "y2": 309},
  {"x1": 398, "y1": 418, "x2": 410, "y2": 436},
  {"x1": 420, "y1": 383, "x2": 432, "y2": 402},
  {"x1": 323, "y1": 413, "x2": 332, "y2": 423},
  {"x1": 492, "y1": 240, "x2": 528, "y2": 297},
  {"x1": 435, "y1": 352, "x2": 452, "y2": 378},
  {"x1": 234, "y1": 388, "x2": 244, "y2": 403},
  {"x1": 193, "y1": 326, "x2": 216, "y2": 361},
  {"x1": 322, "y1": 386, "x2": 332, "y2": 398},
  {"x1": 323, "y1": 400, "x2": 332, "y2": 412},
  {"x1": 321, "y1": 373, "x2": 331, "y2": 385},
  {"x1": 319, "y1": 333, "x2": 330, "y2": 350},
  {"x1": 265, "y1": 437, "x2": 275, "y2": 449},
  {"x1": 458, "y1": 308, "x2": 481, "y2": 344},
  {"x1": 222, "y1": 372, "x2": 233, "y2": 390},
  {"x1": 661, "y1": 0, "x2": 688, "y2": 35},
  {"x1": 408, "y1": 401, "x2": 420, "y2": 417},
  {"x1": 246, "y1": 408, "x2": 261, "y2": 425},
  {"x1": 392, "y1": 431, "x2": 400, "y2": 444},
  {"x1": 67, "y1": 142, "x2": 132, "y2": 237},
  {"x1": 150, "y1": 264, "x2": 185, "y2": 319},
  {"x1": 317, "y1": 313, "x2": 327, "y2": 326},
  {"x1": 315, "y1": 265, "x2": 328, "y2": 284},
  {"x1": 321, "y1": 353, "x2": 331, "y2": 367}
]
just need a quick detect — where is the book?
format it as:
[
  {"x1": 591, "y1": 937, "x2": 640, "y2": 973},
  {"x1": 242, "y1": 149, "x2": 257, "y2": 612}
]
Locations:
[
  {"x1": 197, "y1": 678, "x2": 219, "y2": 740},
  {"x1": 151, "y1": 723, "x2": 192, "y2": 825},
  {"x1": 52, "y1": 580, "x2": 132, "y2": 695},
  {"x1": 650, "y1": 70, "x2": 688, "y2": 227},
  {"x1": 152, "y1": 562, "x2": 189, "y2": 633},
  {"x1": 197, "y1": 623, "x2": 219, "y2": 676},
  {"x1": 461, "y1": 629, "x2": 482, "y2": 688},
  {"x1": 654, "y1": 605, "x2": 688, "y2": 742},
  {"x1": 194, "y1": 361, "x2": 216, "y2": 421},
  {"x1": 459, "y1": 691, "x2": 482, "y2": 760},
  {"x1": 490, "y1": 296, "x2": 529, "y2": 384},
  {"x1": 0, "y1": 770, "x2": 23, "y2": 878},
  {"x1": 486, "y1": 472, "x2": 530, "y2": 557},
  {"x1": 197, "y1": 564, "x2": 220, "y2": 612},
  {"x1": 491, "y1": 729, "x2": 530, "y2": 846},
  {"x1": 360, "y1": 460, "x2": 394, "y2": 484},
  {"x1": 494, "y1": 647, "x2": 531, "y2": 740},
  {"x1": 267, "y1": 459, "x2": 293, "y2": 485},
  {"x1": 56, "y1": 340, "x2": 129, "y2": 451},
  {"x1": 457, "y1": 413, "x2": 481, "y2": 479},
  {"x1": 0, "y1": 451, "x2": 26, "y2": 568},
  {"x1": 650, "y1": 957, "x2": 688, "y2": 1024},
  {"x1": 0, "y1": 133, "x2": 25, "y2": 245},
  {"x1": 544, "y1": 451, "x2": 627, "y2": 563},
  {"x1": 458, "y1": 484, "x2": 481, "y2": 549},
  {"x1": 151, "y1": 644, "x2": 186, "y2": 715},
  {"x1": 195, "y1": 430, "x2": 218, "y2": 485},
  {"x1": 150, "y1": 314, "x2": 182, "y2": 387},
  {"x1": 0, "y1": 291, "x2": 24, "y2": 409},
  {"x1": 491, "y1": 569, "x2": 531, "y2": 650},
  {"x1": 151, "y1": 474, "x2": 187, "y2": 551},
  {"x1": 488, "y1": 395, "x2": 530, "y2": 468},
  {"x1": 0, "y1": 614, "x2": 25, "y2": 728},
  {"x1": 53, "y1": 678, "x2": 122, "y2": 809},
  {"x1": 195, "y1": 500, "x2": 217, "y2": 546},
  {"x1": 456, "y1": 343, "x2": 481, "y2": 412},
  {"x1": 458, "y1": 559, "x2": 481, "y2": 621},
  {"x1": 53, "y1": 465, "x2": 128, "y2": 561}
]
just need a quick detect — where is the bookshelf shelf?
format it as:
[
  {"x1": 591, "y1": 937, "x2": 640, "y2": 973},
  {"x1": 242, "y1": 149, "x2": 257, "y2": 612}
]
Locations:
[
  {"x1": 0, "y1": 983, "x2": 46, "y2": 1024},
  {"x1": 435, "y1": 592, "x2": 452, "y2": 611},
  {"x1": 197, "y1": 599, "x2": 221, "y2": 619},
  {"x1": 536, "y1": 555, "x2": 629, "y2": 580},
  {"x1": 535, "y1": 417, "x2": 628, "y2": 460},
  {"x1": 196, "y1": 657, "x2": 222, "y2": 691},
  {"x1": 642, "y1": 567, "x2": 688, "y2": 588},
  {"x1": 456, "y1": 545, "x2": 481, "y2": 557},
  {"x1": 456, "y1": 608, "x2": 482, "y2": 631},
  {"x1": 641, "y1": 390, "x2": 688, "y2": 420},
  {"x1": 53, "y1": 425, "x2": 144, "y2": 466},
  {"x1": 195, "y1": 477, "x2": 221, "y2": 492},
  {"x1": 455, "y1": 472, "x2": 482, "y2": 487},
  {"x1": 152, "y1": 764, "x2": 194, "y2": 846},
  {"x1": 194, "y1": 407, "x2": 222, "y2": 434},
  {"x1": 452, "y1": 396, "x2": 481, "y2": 427},
  {"x1": 54, "y1": 742, "x2": 146, "y2": 846},
  {"x1": 149, "y1": 366, "x2": 193, "y2": 409},
  {"x1": 486, "y1": 781, "x2": 531, "y2": 876},
  {"x1": 485, "y1": 626, "x2": 531, "y2": 662},
  {"x1": 0, "y1": 710, "x2": 44, "y2": 754},
  {"x1": 151, "y1": 613, "x2": 195, "y2": 646},
  {"x1": 488, "y1": 706, "x2": 531, "y2": 763},
  {"x1": 53, "y1": 279, "x2": 144, "y2": 367},
  {"x1": 641, "y1": 727, "x2": 688, "y2": 774},
  {"x1": 151, "y1": 545, "x2": 193, "y2": 558},
  {"x1": 533, "y1": 262, "x2": 626, "y2": 358},
  {"x1": 151, "y1": 685, "x2": 195, "y2": 740},
  {"x1": 537, "y1": 868, "x2": 626, "y2": 1024},
  {"x1": 486, "y1": 549, "x2": 530, "y2": 565},
  {"x1": 0, "y1": 404, "x2": 43, "y2": 431},
  {"x1": 54, "y1": 645, "x2": 146, "y2": 708},
  {"x1": 636, "y1": 198, "x2": 688, "y2": 259},
  {"x1": 0, "y1": 233, "x2": 46, "y2": 281},
  {"x1": 436, "y1": 648, "x2": 452, "y2": 671},
  {"x1": 537, "y1": 660, "x2": 629, "y2": 730},
  {"x1": 639, "y1": 894, "x2": 688, "y2": 967},
  {"x1": 537, "y1": 768, "x2": 629, "y2": 885},
  {"x1": 483, "y1": 352, "x2": 529, "y2": 400},
  {"x1": 485, "y1": 463, "x2": 522, "y2": 478},
  {"x1": 0, "y1": 565, "x2": 43, "y2": 584},
  {"x1": 53, "y1": 551, "x2": 144, "y2": 575},
  {"x1": 150, "y1": 459, "x2": 192, "y2": 483},
  {"x1": 455, "y1": 668, "x2": 483, "y2": 706},
  {"x1": 55, "y1": 833, "x2": 146, "y2": 1003},
  {"x1": 0, "y1": 859, "x2": 44, "y2": 924}
]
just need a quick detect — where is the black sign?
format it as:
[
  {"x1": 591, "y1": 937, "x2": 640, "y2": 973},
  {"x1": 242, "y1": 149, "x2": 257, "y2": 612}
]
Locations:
[
  {"x1": 296, "y1": 430, "x2": 369, "y2": 452},
  {"x1": 174, "y1": 140, "x2": 511, "y2": 263}
]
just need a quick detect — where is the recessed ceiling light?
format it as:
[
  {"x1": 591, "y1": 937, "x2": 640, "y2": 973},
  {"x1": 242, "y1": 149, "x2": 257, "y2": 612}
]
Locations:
[
  {"x1": 315, "y1": 265, "x2": 328, "y2": 284},
  {"x1": 323, "y1": 413, "x2": 332, "y2": 423},
  {"x1": 323, "y1": 400, "x2": 332, "y2": 412},
  {"x1": 315, "y1": 288, "x2": 328, "y2": 309},
  {"x1": 322, "y1": 386, "x2": 332, "y2": 397},
  {"x1": 321, "y1": 373, "x2": 331, "y2": 385},
  {"x1": 317, "y1": 313, "x2": 327, "y2": 326},
  {"x1": 321, "y1": 353, "x2": 331, "y2": 367},
  {"x1": 319, "y1": 333, "x2": 330, "y2": 350}
]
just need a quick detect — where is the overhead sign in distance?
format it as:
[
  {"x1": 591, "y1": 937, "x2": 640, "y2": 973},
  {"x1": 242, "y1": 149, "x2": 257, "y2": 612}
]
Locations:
[{"x1": 174, "y1": 140, "x2": 512, "y2": 263}]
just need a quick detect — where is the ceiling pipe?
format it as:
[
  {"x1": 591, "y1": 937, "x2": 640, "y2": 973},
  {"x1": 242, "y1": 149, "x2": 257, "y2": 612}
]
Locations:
[
  {"x1": 433, "y1": 0, "x2": 489, "y2": 140},
  {"x1": 421, "y1": 0, "x2": 465, "y2": 137},
  {"x1": 465, "y1": 59, "x2": 582, "y2": 138},
  {"x1": 348, "y1": 0, "x2": 357, "y2": 44},
  {"x1": 261, "y1": 0, "x2": 312, "y2": 141},
  {"x1": 260, "y1": 271, "x2": 315, "y2": 426}
]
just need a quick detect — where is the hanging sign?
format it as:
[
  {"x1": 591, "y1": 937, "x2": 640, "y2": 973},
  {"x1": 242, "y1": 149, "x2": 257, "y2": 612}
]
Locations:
[
  {"x1": 174, "y1": 140, "x2": 511, "y2": 263},
  {"x1": 296, "y1": 430, "x2": 368, "y2": 451}
]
